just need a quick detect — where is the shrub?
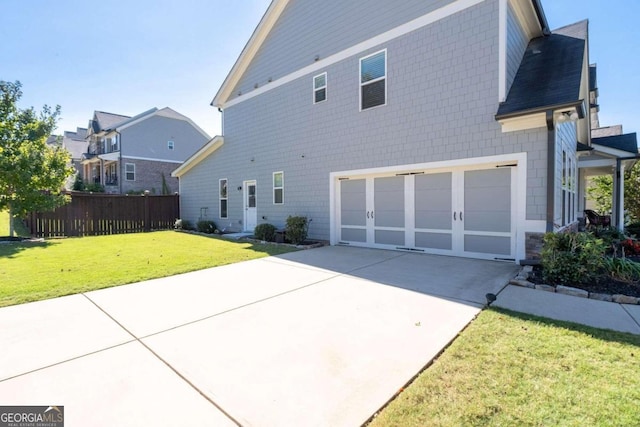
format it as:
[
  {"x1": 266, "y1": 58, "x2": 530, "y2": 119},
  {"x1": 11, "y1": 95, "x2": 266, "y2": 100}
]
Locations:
[
  {"x1": 285, "y1": 215, "x2": 308, "y2": 245},
  {"x1": 254, "y1": 223, "x2": 277, "y2": 242},
  {"x1": 85, "y1": 183, "x2": 105, "y2": 193},
  {"x1": 541, "y1": 232, "x2": 606, "y2": 286},
  {"x1": 72, "y1": 174, "x2": 85, "y2": 191},
  {"x1": 622, "y1": 238, "x2": 640, "y2": 256},
  {"x1": 174, "y1": 219, "x2": 194, "y2": 231},
  {"x1": 626, "y1": 222, "x2": 640, "y2": 238},
  {"x1": 196, "y1": 220, "x2": 216, "y2": 234},
  {"x1": 602, "y1": 257, "x2": 640, "y2": 283}
]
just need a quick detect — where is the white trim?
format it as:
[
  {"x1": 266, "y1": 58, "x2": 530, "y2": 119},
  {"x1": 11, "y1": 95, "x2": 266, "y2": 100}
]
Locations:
[
  {"x1": 498, "y1": 113, "x2": 547, "y2": 132},
  {"x1": 498, "y1": 0, "x2": 507, "y2": 102},
  {"x1": 172, "y1": 136, "x2": 224, "y2": 177},
  {"x1": 121, "y1": 155, "x2": 183, "y2": 164},
  {"x1": 591, "y1": 143, "x2": 636, "y2": 159},
  {"x1": 243, "y1": 180, "x2": 258, "y2": 232},
  {"x1": 217, "y1": 0, "x2": 486, "y2": 109},
  {"x1": 329, "y1": 152, "x2": 529, "y2": 262},
  {"x1": 359, "y1": 49, "x2": 387, "y2": 111},
  {"x1": 313, "y1": 72, "x2": 327, "y2": 104}
]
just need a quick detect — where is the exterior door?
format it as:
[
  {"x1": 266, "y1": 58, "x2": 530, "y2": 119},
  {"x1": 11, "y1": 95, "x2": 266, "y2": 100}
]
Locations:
[{"x1": 244, "y1": 180, "x2": 257, "y2": 232}]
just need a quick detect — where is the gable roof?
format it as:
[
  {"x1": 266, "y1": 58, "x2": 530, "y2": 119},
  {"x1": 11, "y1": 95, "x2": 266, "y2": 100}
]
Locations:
[
  {"x1": 592, "y1": 133, "x2": 638, "y2": 155},
  {"x1": 92, "y1": 111, "x2": 131, "y2": 133},
  {"x1": 172, "y1": 136, "x2": 224, "y2": 178},
  {"x1": 111, "y1": 107, "x2": 210, "y2": 140},
  {"x1": 213, "y1": 0, "x2": 550, "y2": 109},
  {"x1": 496, "y1": 20, "x2": 588, "y2": 119}
]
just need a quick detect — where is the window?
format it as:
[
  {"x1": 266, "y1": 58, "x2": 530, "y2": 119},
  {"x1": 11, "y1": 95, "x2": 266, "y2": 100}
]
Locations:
[
  {"x1": 273, "y1": 172, "x2": 284, "y2": 204},
  {"x1": 125, "y1": 163, "x2": 135, "y2": 181},
  {"x1": 313, "y1": 73, "x2": 327, "y2": 103},
  {"x1": 111, "y1": 135, "x2": 119, "y2": 152},
  {"x1": 360, "y1": 50, "x2": 386, "y2": 110},
  {"x1": 168, "y1": 140, "x2": 174, "y2": 150},
  {"x1": 219, "y1": 179, "x2": 228, "y2": 218}
]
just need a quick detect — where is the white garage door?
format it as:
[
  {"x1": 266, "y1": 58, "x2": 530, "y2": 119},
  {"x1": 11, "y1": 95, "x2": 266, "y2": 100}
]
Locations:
[{"x1": 337, "y1": 166, "x2": 514, "y2": 260}]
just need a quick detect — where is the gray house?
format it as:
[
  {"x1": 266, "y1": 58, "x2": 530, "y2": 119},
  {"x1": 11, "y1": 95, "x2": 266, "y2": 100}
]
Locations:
[
  {"x1": 173, "y1": 0, "x2": 637, "y2": 263},
  {"x1": 82, "y1": 108, "x2": 209, "y2": 194}
]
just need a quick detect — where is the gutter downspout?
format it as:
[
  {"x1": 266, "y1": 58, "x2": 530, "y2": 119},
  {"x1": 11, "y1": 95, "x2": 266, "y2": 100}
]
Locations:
[
  {"x1": 116, "y1": 131, "x2": 123, "y2": 194},
  {"x1": 546, "y1": 111, "x2": 555, "y2": 232}
]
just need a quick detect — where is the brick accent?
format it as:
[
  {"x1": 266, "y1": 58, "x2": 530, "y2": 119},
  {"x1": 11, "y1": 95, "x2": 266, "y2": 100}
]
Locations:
[{"x1": 121, "y1": 158, "x2": 180, "y2": 195}]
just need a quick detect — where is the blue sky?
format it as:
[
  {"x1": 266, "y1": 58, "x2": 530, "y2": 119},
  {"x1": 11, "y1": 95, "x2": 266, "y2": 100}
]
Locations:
[{"x1": 2, "y1": 0, "x2": 638, "y2": 137}]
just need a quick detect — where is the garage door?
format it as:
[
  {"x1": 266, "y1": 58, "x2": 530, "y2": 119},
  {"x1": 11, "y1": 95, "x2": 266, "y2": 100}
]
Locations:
[{"x1": 337, "y1": 166, "x2": 514, "y2": 260}]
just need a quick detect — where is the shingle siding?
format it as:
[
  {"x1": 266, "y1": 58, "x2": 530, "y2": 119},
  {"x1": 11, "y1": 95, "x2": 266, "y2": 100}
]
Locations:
[
  {"x1": 231, "y1": 0, "x2": 456, "y2": 101},
  {"x1": 180, "y1": 0, "x2": 548, "y2": 238},
  {"x1": 506, "y1": 2, "x2": 528, "y2": 95}
]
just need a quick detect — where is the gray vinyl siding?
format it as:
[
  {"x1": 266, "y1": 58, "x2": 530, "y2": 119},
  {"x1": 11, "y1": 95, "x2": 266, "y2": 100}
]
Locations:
[
  {"x1": 182, "y1": 0, "x2": 548, "y2": 238},
  {"x1": 230, "y1": 0, "x2": 456, "y2": 101},
  {"x1": 506, "y1": 2, "x2": 529, "y2": 95},
  {"x1": 120, "y1": 116, "x2": 208, "y2": 162}
]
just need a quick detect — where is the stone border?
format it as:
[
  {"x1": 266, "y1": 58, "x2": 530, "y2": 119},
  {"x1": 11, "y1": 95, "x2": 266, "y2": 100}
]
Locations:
[{"x1": 510, "y1": 266, "x2": 640, "y2": 305}]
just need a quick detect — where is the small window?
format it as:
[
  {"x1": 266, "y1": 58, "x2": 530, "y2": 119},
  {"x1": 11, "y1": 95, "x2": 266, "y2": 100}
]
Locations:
[
  {"x1": 219, "y1": 179, "x2": 228, "y2": 218},
  {"x1": 125, "y1": 163, "x2": 135, "y2": 181},
  {"x1": 273, "y1": 172, "x2": 284, "y2": 205},
  {"x1": 360, "y1": 50, "x2": 386, "y2": 110},
  {"x1": 313, "y1": 73, "x2": 327, "y2": 104},
  {"x1": 168, "y1": 140, "x2": 174, "y2": 150}
]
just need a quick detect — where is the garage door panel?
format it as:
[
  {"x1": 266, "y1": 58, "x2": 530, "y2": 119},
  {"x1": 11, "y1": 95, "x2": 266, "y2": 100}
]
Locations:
[
  {"x1": 341, "y1": 180, "x2": 366, "y2": 226},
  {"x1": 465, "y1": 168, "x2": 511, "y2": 188},
  {"x1": 415, "y1": 232, "x2": 452, "y2": 250},
  {"x1": 375, "y1": 211, "x2": 404, "y2": 228},
  {"x1": 464, "y1": 190, "x2": 510, "y2": 211},
  {"x1": 464, "y1": 235, "x2": 511, "y2": 256},
  {"x1": 375, "y1": 177, "x2": 405, "y2": 228},
  {"x1": 415, "y1": 173, "x2": 452, "y2": 231},
  {"x1": 464, "y1": 212, "x2": 511, "y2": 233},
  {"x1": 375, "y1": 230, "x2": 404, "y2": 246},
  {"x1": 341, "y1": 228, "x2": 366, "y2": 243}
]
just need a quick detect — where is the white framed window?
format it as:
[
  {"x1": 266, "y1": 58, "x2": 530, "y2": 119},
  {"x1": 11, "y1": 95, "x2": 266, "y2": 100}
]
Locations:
[
  {"x1": 219, "y1": 178, "x2": 228, "y2": 218},
  {"x1": 273, "y1": 171, "x2": 284, "y2": 205},
  {"x1": 125, "y1": 163, "x2": 135, "y2": 181},
  {"x1": 313, "y1": 73, "x2": 327, "y2": 104},
  {"x1": 168, "y1": 140, "x2": 174, "y2": 150},
  {"x1": 111, "y1": 135, "x2": 119, "y2": 152},
  {"x1": 360, "y1": 49, "x2": 386, "y2": 110}
]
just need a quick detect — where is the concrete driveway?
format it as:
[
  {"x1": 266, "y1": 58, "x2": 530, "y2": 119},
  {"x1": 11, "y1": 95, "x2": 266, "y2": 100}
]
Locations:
[{"x1": 0, "y1": 246, "x2": 518, "y2": 426}]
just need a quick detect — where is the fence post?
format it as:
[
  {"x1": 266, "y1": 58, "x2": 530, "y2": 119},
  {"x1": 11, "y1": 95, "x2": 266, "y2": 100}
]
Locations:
[{"x1": 144, "y1": 191, "x2": 150, "y2": 232}]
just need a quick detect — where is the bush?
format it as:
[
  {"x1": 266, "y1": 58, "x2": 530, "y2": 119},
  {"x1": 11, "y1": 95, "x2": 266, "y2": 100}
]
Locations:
[
  {"x1": 254, "y1": 223, "x2": 277, "y2": 242},
  {"x1": 622, "y1": 238, "x2": 640, "y2": 256},
  {"x1": 174, "y1": 219, "x2": 194, "y2": 231},
  {"x1": 72, "y1": 174, "x2": 85, "y2": 191},
  {"x1": 602, "y1": 257, "x2": 640, "y2": 283},
  {"x1": 196, "y1": 220, "x2": 216, "y2": 234},
  {"x1": 285, "y1": 215, "x2": 308, "y2": 245},
  {"x1": 541, "y1": 232, "x2": 606, "y2": 286},
  {"x1": 85, "y1": 183, "x2": 105, "y2": 193},
  {"x1": 626, "y1": 222, "x2": 640, "y2": 238}
]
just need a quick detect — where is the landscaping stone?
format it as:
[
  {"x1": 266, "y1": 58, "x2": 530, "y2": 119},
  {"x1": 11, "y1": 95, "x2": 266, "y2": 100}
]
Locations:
[
  {"x1": 509, "y1": 279, "x2": 535, "y2": 289},
  {"x1": 612, "y1": 295, "x2": 640, "y2": 305},
  {"x1": 556, "y1": 285, "x2": 588, "y2": 298},
  {"x1": 589, "y1": 293, "x2": 613, "y2": 302},
  {"x1": 535, "y1": 284, "x2": 555, "y2": 293}
]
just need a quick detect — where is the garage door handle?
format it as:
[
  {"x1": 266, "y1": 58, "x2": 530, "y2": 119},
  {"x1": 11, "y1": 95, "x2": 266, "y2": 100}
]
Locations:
[
  {"x1": 453, "y1": 212, "x2": 457, "y2": 221},
  {"x1": 460, "y1": 211, "x2": 463, "y2": 221}
]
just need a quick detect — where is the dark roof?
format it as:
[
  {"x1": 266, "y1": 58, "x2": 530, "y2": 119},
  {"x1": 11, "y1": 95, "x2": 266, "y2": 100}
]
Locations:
[
  {"x1": 592, "y1": 133, "x2": 638, "y2": 154},
  {"x1": 496, "y1": 21, "x2": 587, "y2": 119},
  {"x1": 577, "y1": 142, "x2": 593, "y2": 152}
]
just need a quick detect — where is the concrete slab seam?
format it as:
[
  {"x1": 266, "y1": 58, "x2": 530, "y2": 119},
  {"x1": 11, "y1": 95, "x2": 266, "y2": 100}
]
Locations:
[
  {"x1": 621, "y1": 304, "x2": 640, "y2": 330},
  {"x1": 80, "y1": 293, "x2": 243, "y2": 427},
  {"x1": 0, "y1": 340, "x2": 135, "y2": 384}
]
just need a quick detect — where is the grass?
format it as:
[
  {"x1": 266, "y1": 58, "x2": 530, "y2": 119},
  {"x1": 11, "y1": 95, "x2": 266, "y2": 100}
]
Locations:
[
  {"x1": 370, "y1": 308, "x2": 640, "y2": 427},
  {"x1": 0, "y1": 230, "x2": 295, "y2": 307},
  {"x1": 0, "y1": 210, "x2": 30, "y2": 237}
]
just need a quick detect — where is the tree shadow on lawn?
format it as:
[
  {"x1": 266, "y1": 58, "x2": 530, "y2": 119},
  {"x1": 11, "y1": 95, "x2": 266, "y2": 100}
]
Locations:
[
  {"x1": 492, "y1": 307, "x2": 640, "y2": 347},
  {"x1": 0, "y1": 240, "x2": 52, "y2": 259}
]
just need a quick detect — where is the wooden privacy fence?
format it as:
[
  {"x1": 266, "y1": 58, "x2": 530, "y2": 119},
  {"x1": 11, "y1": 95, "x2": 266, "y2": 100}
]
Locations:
[{"x1": 26, "y1": 192, "x2": 180, "y2": 238}]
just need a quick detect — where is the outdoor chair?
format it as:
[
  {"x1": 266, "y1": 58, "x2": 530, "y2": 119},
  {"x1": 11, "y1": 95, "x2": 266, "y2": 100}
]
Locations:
[{"x1": 584, "y1": 209, "x2": 611, "y2": 229}]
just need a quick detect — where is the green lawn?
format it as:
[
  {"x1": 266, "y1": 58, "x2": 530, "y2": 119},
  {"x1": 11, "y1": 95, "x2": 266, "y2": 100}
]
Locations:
[
  {"x1": 370, "y1": 308, "x2": 640, "y2": 427},
  {"x1": 0, "y1": 230, "x2": 295, "y2": 307},
  {"x1": 0, "y1": 210, "x2": 30, "y2": 237}
]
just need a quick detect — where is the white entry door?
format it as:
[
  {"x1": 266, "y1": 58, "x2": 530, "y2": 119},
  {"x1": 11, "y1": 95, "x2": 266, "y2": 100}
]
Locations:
[
  {"x1": 337, "y1": 166, "x2": 514, "y2": 260},
  {"x1": 244, "y1": 180, "x2": 257, "y2": 232}
]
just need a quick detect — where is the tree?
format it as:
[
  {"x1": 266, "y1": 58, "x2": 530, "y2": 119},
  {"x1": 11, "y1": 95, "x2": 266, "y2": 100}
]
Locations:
[
  {"x1": 587, "y1": 163, "x2": 640, "y2": 223},
  {"x1": 0, "y1": 81, "x2": 73, "y2": 236}
]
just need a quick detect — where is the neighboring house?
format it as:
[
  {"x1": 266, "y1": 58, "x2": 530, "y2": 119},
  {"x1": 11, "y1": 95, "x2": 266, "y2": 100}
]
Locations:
[
  {"x1": 81, "y1": 108, "x2": 210, "y2": 194},
  {"x1": 173, "y1": 0, "x2": 638, "y2": 263},
  {"x1": 62, "y1": 127, "x2": 88, "y2": 175}
]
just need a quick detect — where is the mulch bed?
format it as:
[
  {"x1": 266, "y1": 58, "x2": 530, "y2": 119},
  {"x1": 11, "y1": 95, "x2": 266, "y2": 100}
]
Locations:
[{"x1": 530, "y1": 259, "x2": 640, "y2": 298}]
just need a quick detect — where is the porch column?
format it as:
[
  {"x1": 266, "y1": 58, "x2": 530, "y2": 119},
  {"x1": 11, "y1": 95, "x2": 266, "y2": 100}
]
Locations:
[
  {"x1": 100, "y1": 159, "x2": 106, "y2": 185},
  {"x1": 613, "y1": 162, "x2": 625, "y2": 230}
]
